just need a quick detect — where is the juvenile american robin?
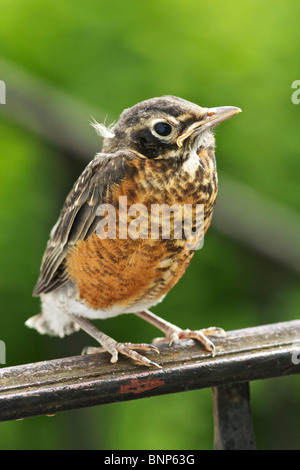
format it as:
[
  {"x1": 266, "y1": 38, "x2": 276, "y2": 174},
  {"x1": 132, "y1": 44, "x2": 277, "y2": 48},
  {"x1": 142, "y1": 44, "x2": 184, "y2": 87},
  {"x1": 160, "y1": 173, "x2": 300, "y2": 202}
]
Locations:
[{"x1": 27, "y1": 96, "x2": 241, "y2": 368}]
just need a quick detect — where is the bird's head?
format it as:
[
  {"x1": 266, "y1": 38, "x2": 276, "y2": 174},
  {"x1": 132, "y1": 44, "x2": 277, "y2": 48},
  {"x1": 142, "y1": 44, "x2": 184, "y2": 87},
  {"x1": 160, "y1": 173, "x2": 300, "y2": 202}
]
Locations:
[{"x1": 95, "y1": 96, "x2": 241, "y2": 159}]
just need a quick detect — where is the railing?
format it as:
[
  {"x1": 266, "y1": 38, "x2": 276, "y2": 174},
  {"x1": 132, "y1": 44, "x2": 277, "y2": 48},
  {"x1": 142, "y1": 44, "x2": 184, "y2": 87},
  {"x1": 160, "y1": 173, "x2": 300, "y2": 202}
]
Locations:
[{"x1": 1, "y1": 319, "x2": 299, "y2": 449}]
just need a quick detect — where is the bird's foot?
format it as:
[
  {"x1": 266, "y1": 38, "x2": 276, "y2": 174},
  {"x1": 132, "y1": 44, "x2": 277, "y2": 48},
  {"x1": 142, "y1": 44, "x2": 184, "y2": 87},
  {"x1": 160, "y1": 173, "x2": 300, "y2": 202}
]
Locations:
[
  {"x1": 82, "y1": 340, "x2": 161, "y2": 368},
  {"x1": 152, "y1": 325, "x2": 225, "y2": 357},
  {"x1": 135, "y1": 310, "x2": 225, "y2": 358},
  {"x1": 67, "y1": 313, "x2": 161, "y2": 368}
]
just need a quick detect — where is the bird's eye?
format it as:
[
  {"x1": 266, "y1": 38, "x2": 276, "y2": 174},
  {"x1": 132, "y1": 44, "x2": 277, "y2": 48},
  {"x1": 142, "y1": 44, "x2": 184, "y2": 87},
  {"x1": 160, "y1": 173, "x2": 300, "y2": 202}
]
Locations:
[{"x1": 153, "y1": 121, "x2": 173, "y2": 137}]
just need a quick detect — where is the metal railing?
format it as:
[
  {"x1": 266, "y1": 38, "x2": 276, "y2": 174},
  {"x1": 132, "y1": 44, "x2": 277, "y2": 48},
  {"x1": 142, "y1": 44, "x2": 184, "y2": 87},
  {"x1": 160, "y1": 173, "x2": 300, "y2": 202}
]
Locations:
[{"x1": 1, "y1": 320, "x2": 300, "y2": 449}]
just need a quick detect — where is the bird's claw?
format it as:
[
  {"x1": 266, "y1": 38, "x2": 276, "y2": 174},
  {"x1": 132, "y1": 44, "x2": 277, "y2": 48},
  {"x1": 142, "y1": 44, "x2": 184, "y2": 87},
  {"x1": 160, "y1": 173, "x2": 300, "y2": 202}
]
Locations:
[
  {"x1": 153, "y1": 326, "x2": 226, "y2": 357},
  {"x1": 82, "y1": 341, "x2": 161, "y2": 369}
]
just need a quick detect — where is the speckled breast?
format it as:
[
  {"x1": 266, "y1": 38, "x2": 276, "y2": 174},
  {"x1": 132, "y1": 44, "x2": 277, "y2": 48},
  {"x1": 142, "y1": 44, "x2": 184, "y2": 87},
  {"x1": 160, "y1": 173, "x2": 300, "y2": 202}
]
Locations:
[{"x1": 66, "y1": 149, "x2": 218, "y2": 312}]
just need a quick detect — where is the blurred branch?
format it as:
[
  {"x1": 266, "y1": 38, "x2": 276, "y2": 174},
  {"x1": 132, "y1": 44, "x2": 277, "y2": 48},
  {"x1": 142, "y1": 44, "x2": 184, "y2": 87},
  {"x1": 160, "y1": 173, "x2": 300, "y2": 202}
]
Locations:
[
  {"x1": 214, "y1": 176, "x2": 300, "y2": 274},
  {"x1": 0, "y1": 320, "x2": 300, "y2": 422},
  {"x1": 0, "y1": 57, "x2": 299, "y2": 273},
  {"x1": 0, "y1": 57, "x2": 103, "y2": 160}
]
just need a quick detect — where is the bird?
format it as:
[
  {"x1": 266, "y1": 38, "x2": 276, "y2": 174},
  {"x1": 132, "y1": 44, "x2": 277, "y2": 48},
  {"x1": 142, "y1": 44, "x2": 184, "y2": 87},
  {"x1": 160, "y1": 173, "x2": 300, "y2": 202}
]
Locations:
[{"x1": 26, "y1": 95, "x2": 241, "y2": 368}]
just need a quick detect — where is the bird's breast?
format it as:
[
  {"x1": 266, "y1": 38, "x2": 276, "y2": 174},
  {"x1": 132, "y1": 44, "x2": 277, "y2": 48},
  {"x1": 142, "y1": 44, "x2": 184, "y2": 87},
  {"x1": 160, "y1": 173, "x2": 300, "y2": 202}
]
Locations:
[{"x1": 66, "y1": 149, "x2": 218, "y2": 311}]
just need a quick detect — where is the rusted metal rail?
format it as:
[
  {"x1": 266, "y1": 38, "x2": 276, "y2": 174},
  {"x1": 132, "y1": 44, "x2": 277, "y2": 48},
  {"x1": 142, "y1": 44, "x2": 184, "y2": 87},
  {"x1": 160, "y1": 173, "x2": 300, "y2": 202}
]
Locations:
[{"x1": 0, "y1": 320, "x2": 300, "y2": 449}]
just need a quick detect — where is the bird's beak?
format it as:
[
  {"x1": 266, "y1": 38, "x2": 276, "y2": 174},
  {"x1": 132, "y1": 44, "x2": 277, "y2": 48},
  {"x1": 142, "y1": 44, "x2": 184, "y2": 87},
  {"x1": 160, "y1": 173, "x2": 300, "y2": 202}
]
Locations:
[{"x1": 176, "y1": 106, "x2": 242, "y2": 147}]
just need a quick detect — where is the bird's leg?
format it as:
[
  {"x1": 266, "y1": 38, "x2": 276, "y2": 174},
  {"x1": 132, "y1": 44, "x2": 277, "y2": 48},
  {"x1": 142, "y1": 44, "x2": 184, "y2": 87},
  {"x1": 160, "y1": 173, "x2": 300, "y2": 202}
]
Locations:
[
  {"x1": 67, "y1": 313, "x2": 161, "y2": 368},
  {"x1": 135, "y1": 310, "x2": 225, "y2": 357}
]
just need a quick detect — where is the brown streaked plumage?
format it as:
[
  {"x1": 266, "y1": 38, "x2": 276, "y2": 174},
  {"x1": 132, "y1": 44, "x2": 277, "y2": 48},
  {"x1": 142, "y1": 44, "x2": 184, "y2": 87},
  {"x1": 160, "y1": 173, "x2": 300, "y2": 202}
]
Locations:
[{"x1": 27, "y1": 95, "x2": 241, "y2": 368}]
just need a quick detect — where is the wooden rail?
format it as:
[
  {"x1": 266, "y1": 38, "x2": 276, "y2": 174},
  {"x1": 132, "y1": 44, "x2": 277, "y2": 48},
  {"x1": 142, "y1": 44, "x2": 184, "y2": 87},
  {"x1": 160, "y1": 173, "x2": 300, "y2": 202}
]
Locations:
[{"x1": 0, "y1": 320, "x2": 300, "y2": 449}]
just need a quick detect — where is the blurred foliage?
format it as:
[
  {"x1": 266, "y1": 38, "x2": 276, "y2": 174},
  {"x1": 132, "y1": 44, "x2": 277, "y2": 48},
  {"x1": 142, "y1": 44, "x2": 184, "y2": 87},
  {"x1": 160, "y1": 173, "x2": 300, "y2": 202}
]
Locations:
[{"x1": 0, "y1": 0, "x2": 299, "y2": 450}]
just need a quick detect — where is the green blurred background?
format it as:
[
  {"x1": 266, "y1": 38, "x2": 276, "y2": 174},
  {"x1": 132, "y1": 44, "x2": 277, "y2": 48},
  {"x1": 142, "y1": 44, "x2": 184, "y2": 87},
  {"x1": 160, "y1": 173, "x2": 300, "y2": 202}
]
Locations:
[{"x1": 0, "y1": 0, "x2": 300, "y2": 450}]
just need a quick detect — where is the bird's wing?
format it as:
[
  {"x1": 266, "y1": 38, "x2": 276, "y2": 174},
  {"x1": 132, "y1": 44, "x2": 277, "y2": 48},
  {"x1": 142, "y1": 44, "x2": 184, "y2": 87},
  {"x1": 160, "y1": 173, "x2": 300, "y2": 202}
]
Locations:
[{"x1": 33, "y1": 151, "x2": 135, "y2": 296}]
